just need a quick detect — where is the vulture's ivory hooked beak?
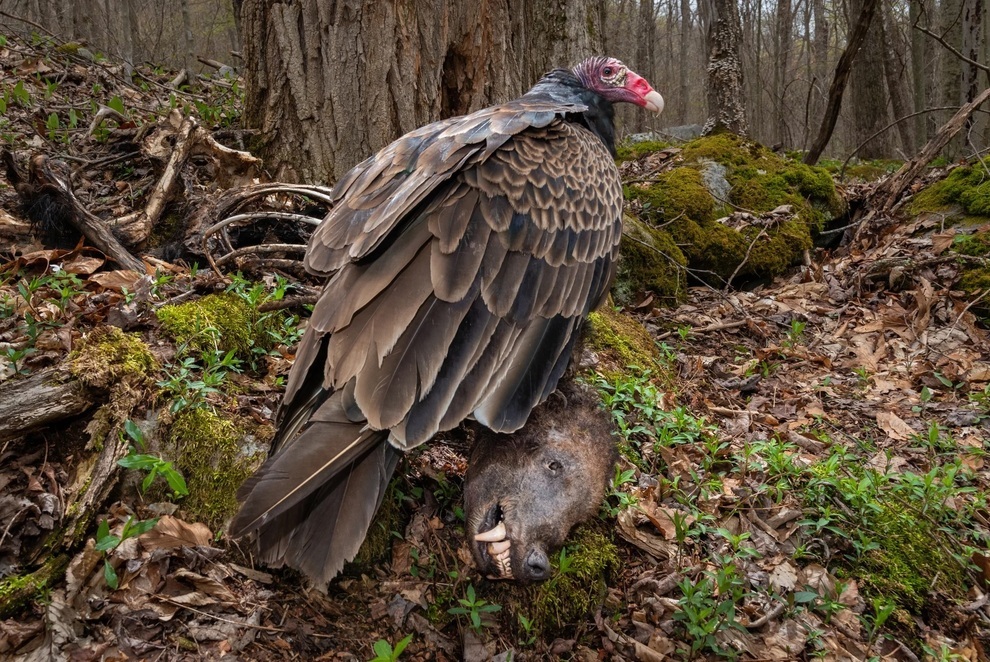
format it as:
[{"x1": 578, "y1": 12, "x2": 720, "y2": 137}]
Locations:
[{"x1": 643, "y1": 90, "x2": 665, "y2": 114}]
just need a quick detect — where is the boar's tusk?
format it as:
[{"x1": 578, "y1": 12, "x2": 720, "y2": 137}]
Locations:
[
  {"x1": 474, "y1": 521, "x2": 507, "y2": 542},
  {"x1": 488, "y1": 539, "x2": 511, "y2": 554}
]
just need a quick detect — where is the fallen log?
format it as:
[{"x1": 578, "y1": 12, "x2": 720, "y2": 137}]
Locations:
[{"x1": 0, "y1": 368, "x2": 94, "y2": 443}]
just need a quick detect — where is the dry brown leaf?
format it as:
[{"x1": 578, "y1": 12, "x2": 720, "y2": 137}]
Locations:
[
  {"x1": 87, "y1": 269, "x2": 143, "y2": 292},
  {"x1": 875, "y1": 411, "x2": 915, "y2": 441},
  {"x1": 616, "y1": 508, "x2": 674, "y2": 560},
  {"x1": 769, "y1": 561, "x2": 798, "y2": 592},
  {"x1": 931, "y1": 230, "x2": 956, "y2": 254},
  {"x1": 140, "y1": 515, "x2": 212, "y2": 550},
  {"x1": 60, "y1": 254, "x2": 105, "y2": 275}
]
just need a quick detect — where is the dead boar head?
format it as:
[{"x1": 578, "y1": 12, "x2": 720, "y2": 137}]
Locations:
[{"x1": 464, "y1": 380, "x2": 618, "y2": 583}]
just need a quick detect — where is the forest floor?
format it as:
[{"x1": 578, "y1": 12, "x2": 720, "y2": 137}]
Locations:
[{"x1": 1, "y1": 32, "x2": 989, "y2": 662}]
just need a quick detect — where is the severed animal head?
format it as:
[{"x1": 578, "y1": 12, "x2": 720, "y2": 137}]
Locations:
[{"x1": 464, "y1": 380, "x2": 618, "y2": 583}]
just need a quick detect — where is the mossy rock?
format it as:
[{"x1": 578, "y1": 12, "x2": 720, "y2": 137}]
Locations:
[
  {"x1": 950, "y1": 229, "x2": 990, "y2": 322},
  {"x1": 671, "y1": 215, "x2": 813, "y2": 282},
  {"x1": 156, "y1": 293, "x2": 273, "y2": 360},
  {"x1": 626, "y1": 166, "x2": 719, "y2": 224},
  {"x1": 621, "y1": 134, "x2": 844, "y2": 288},
  {"x1": 909, "y1": 163, "x2": 990, "y2": 224},
  {"x1": 164, "y1": 407, "x2": 270, "y2": 529},
  {"x1": 584, "y1": 305, "x2": 662, "y2": 381},
  {"x1": 616, "y1": 139, "x2": 672, "y2": 162},
  {"x1": 615, "y1": 214, "x2": 687, "y2": 307},
  {"x1": 66, "y1": 326, "x2": 158, "y2": 389}
]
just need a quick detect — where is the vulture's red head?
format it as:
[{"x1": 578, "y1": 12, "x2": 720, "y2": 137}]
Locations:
[{"x1": 573, "y1": 56, "x2": 665, "y2": 113}]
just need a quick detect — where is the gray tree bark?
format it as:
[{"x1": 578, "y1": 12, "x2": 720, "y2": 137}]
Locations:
[
  {"x1": 678, "y1": 0, "x2": 692, "y2": 124},
  {"x1": 881, "y1": 2, "x2": 916, "y2": 155},
  {"x1": 804, "y1": 0, "x2": 881, "y2": 164},
  {"x1": 850, "y1": 0, "x2": 891, "y2": 158},
  {"x1": 772, "y1": 0, "x2": 792, "y2": 145},
  {"x1": 909, "y1": 0, "x2": 929, "y2": 143},
  {"x1": 701, "y1": 0, "x2": 748, "y2": 136},
  {"x1": 240, "y1": 0, "x2": 605, "y2": 184}
]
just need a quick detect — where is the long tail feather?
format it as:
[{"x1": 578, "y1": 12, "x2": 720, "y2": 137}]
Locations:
[
  {"x1": 252, "y1": 437, "x2": 400, "y2": 586},
  {"x1": 231, "y1": 388, "x2": 399, "y2": 586}
]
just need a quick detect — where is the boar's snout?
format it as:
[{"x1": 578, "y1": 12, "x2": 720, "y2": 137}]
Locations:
[
  {"x1": 522, "y1": 547, "x2": 550, "y2": 582},
  {"x1": 465, "y1": 382, "x2": 618, "y2": 582}
]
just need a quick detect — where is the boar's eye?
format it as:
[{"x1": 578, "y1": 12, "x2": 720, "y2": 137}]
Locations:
[{"x1": 547, "y1": 460, "x2": 563, "y2": 472}]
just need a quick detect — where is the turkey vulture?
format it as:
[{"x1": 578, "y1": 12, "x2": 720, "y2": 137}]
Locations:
[{"x1": 230, "y1": 56, "x2": 663, "y2": 585}]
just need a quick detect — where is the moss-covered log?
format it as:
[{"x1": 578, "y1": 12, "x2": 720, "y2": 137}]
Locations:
[{"x1": 0, "y1": 555, "x2": 68, "y2": 618}]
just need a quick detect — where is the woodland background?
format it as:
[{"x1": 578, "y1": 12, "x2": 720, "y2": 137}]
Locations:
[{"x1": 2, "y1": 0, "x2": 988, "y2": 175}]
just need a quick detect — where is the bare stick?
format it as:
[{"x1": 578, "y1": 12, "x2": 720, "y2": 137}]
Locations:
[{"x1": 875, "y1": 88, "x2": 990, "y2": 212}]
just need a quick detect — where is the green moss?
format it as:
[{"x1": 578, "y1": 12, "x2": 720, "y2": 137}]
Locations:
[
  {"x1": 953, "y1": 231, "x2": 990, "y2": 257},
  {"x1": 156, "y1": 293, "x2": 272, "y2": 360},
  {"x1": 66, "y1": 326, "x2": 157, "y2": 389},
  {"x1": 0, "y1": 556, "x2": 68, "y2": 618},
  {"x1": 910, "y1": 164, "x2": 990, "y2": 220},
  {"x1": 351, "y1": 479, "x2": 404, "y2": 569},
  {"x1": 164, "y1": 407, "x2": 268, "y2": 529},
  {"x1": 615, "y1": 214, "x2": 687, "y2": 306},
  {"x1": 855, "y1": 507, "x2": 965, "y2": 614},
  {"x1": 585, "y1": 306, "x2": 661, "y2": 378},
  {"x1": 680, "y1": 133, "x2": 756, "y2": 166},
  {"x1": 616, "y1": 139, "x2": 672, "y2": 162},
  {"x1": 626, "y1": 167, "x2": 719, "y2": 224},
  {"x1": 621, "y1": 134, "x2": 842, "y2": 289},
  {"x1": 529, "y1": 525, "x2": 620, "y2": 631}
]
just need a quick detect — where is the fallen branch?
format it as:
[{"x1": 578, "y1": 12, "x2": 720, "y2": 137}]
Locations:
[
  {"x1": 875, "y1": 88, "x2": 990, "y2": 212},
  {"x1": 111, "y1": 115, "x2": 197, "y2": 245},
  {"x1": 655, "y1": 319, "x2": 747, "y2": 340},
  {"x1": 0, "y1": 368, "x2": 94, "y2": 443}
]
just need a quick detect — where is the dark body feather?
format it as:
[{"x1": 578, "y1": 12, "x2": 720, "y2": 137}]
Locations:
[{"x1": 231, "y1": 68, "x2": 628, "y2": 586}]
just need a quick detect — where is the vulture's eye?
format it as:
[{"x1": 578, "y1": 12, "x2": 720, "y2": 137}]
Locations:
[
  {"x1": 547, "y1": 460, "x2": 563, "y2": 472},
  {"x1": 602, "y1": 66, "x2": 614, "y2": 77}
]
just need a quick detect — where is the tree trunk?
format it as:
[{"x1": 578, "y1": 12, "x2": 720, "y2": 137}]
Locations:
[
  {"x1": 634, "y1": 0, "x2": 657, "y2": 132},
  {"x1": 678, "y1": 0, "x2": 691, "y2": 124},
  {"x1": 72, "y1": 0, "x2": 94, "y2": 42},
  {"x1": 701, "y1": 0, "x2": 748, "y2": 135},
  {"x1": 909, "y1": 0, "x2": 929, "y2": 143},
  {"x1": 240, "y1": 0, "x2": 605, "y2": 184},
  {"x1": 772, "y1": 0, "x2": 792, "y2": 145},
  {"x1": 850, "y1": 0, "x2": 890, "y2": 158},
  {"x1": 880, "y1": 1, "x2": 916, "y2": 155},
  {"x1": 961, "y1": 0, "x2": 985, "y2": 134},
  {"x1": 804, "y1": 0, "x2": 881, "y2": 164},
  {"x1": 180, "y1": 0, "x2": 195, "y2": 73},
  {"x1": 810, "y1": 0, "x2": 829, "y2": 149}
]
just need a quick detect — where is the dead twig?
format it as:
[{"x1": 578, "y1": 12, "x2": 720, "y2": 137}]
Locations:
[
  {"x1": 724, "y1": 227, "x2": 766, "y2": 292},
  {"x1": 258, "y1": 294, "x2": 320, "y2": 312},
  {"x1": 655, "y1": 319, "x2": 747, "y2": 340}
]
